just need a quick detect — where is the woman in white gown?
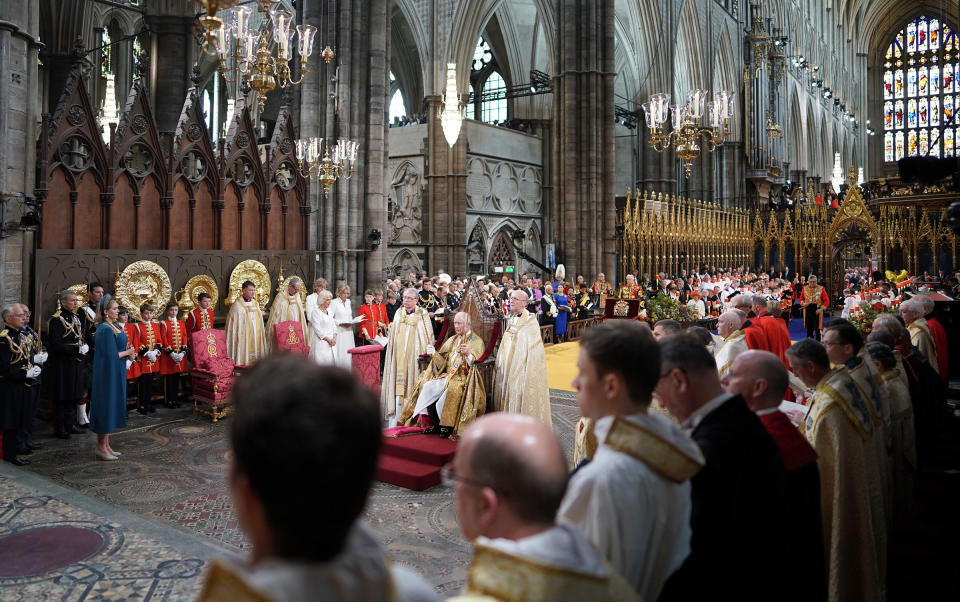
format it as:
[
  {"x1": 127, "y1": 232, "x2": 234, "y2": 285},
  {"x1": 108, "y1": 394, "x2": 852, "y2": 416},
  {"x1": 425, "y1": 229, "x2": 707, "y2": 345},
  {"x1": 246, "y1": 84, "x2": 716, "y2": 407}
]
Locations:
[
  {"x1": 306, "y1": 290, "x2": 338, "y2": 366},
  {"x1": 330, "y1": 284, "x2": 356, "y2": 368}
]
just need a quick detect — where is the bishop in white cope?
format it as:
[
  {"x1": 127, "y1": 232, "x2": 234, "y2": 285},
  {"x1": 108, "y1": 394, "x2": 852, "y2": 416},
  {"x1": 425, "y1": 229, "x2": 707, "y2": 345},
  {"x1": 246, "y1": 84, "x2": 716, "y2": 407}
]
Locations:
[
  {"x1": 265, "y1": 277, "x2": 308, "y2": 351},
  {"x1": 225, "y1": 281, "x2": 266, "y2": 366}
]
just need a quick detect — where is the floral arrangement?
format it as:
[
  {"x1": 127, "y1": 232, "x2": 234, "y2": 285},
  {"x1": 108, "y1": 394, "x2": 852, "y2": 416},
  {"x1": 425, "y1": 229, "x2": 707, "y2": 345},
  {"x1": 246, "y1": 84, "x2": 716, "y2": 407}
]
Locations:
[
  {"x1": 646, "y1": 293, "x2": 696, "y2": 324},
  {"x1": 847, "y1": 300, "x2": 898, "y2": 335}
]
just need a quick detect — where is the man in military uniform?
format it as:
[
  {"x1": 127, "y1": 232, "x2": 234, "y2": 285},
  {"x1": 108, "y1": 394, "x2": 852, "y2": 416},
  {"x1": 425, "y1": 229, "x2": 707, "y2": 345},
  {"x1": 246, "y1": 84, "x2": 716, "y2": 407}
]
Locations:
[
  {"x1": 47, "y1": 290, "x2": 88, "y2": 438},
  {"x1": 78, "y1": 281, "x2": 104, "y2": 428},
  {"x1": 1, "y1": 305, "x2": 41, "y2": 465},
  {"x1": 17, "y1": 304, "x2": 46, "y2": 453},
  {"x1": 418, "y1": 279, "x2": 442, "y2": 337}
]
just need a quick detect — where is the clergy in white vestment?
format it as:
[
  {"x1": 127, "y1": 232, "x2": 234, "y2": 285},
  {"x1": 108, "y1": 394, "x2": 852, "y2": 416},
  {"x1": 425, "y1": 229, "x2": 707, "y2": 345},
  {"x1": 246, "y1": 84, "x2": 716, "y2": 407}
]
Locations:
[
  {"x1": 329, "y1": 284, "x2": 357, "y2": 368},
  {"x1": 558, "y1": 321, "x2": 704, "y2": 600},
  {"x1": 199, "y1": 355, "x2": 439, "y2": 602},
  {"x1": 380, "y1": 288, "x2": 434, "y2": 424},
  {"x1": 265, "y1": 277, "x2": 308, "y2": 351},
  {"x1": 305, "y1": 290, "x2": 338, "y2": 366},
  {"x1": 713, "y1": 310, "x2": 748, "y2": 378},
  {"x1": 225, "y1": 280, "x2": 267, "y2": 366},
  {"x1": 448, "y1": 413, "x2": 639, "y2": 602},
  {"x1": 900, "y1": 299, "x2": 939, "y2": 374},
  {"x1": 493, "y1": 289, "x2": 551, "y2": 427}
]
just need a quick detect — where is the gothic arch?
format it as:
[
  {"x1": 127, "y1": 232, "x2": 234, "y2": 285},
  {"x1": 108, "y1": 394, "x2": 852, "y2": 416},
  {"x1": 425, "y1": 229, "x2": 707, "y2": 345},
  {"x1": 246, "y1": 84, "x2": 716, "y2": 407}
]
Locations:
[
  {"x1": 788, "y1": 84, "x2": 806, "y2": 171},
  {"x1": 674, "y1": 0, "x2": 707, "y2": 98},
  {"x1": 488, "y1": 227, "x2": 517, "y2": 269},
  {"x1": 713, "y1": 25, "x2": 740, "y2": 133},
  {"x1": 467, "y1": 221, "x2": 489, "y2": 274},
  {"x1": 391, "y1": 0, "x2": 426, "y2": 113},
  {"x1": 391, "y1": 247, "x2": 423, "y2": 278},
  {"x1": 447, "y1": 0, "x2": 556, "y2": 92}
]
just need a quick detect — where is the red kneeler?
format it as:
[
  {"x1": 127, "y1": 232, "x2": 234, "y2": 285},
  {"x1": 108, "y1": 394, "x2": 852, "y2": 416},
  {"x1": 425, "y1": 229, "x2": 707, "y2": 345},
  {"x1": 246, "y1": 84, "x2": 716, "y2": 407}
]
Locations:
[
  {"x1": 273, "y1": 321, "x2": 310, "y2": 357},
  {"x1": 190, "y1": 328, "x2": 243, "y2": 422},
  {"x1": 348, "y1": 344, "x2": 383, "y2": 396}
]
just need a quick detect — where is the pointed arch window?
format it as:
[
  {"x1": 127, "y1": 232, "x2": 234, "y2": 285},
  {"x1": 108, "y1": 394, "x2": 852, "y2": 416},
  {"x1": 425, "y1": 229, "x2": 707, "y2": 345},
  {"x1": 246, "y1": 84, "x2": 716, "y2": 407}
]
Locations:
[
  {"x1": 389, "y1": 89, "x2": 407, "y2": 124},
  {"x1": 882, "y1": 16, "x2": 958, "y2": 160},
  {"x1": 481, "y1": 72, "x2": 507, "y2": 124},
  {"x1": 470, "y1": 35, "x2": 508, "y2": 124}
]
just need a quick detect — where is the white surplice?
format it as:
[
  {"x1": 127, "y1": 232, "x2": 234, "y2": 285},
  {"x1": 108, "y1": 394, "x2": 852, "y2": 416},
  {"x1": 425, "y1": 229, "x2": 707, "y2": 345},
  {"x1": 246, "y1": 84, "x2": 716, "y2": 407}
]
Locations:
[
  {"x1": 329, "y1": 297, "x2": 356, "y2": 368},
  {"x1": 201, "y1": 521, "x2": 439, "y2": 602},
  {"x1": 559, "y1": 412, "x2": 705, "y2": 601}
]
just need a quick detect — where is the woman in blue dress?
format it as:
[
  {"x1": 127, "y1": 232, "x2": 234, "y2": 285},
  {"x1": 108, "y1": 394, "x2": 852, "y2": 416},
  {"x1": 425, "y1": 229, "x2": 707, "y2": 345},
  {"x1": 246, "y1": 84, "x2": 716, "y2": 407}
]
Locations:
[
  {"x1": 90, "y1": 296, "x2": 137, "y2": 460},
  {"x1": 554, "y1": 288, "x2": 571, "y2": 341}
]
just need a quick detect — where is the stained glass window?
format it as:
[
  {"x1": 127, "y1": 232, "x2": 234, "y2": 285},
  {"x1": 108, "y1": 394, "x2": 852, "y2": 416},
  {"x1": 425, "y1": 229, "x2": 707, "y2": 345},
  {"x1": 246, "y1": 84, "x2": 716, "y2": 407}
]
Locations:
[{"x1": 883, "y1": 16, "x2": 960, "y2": 161}]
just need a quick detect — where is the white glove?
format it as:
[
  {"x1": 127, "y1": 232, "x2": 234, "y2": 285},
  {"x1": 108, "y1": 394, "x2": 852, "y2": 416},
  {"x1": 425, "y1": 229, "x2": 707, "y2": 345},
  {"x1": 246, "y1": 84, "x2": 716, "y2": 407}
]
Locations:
[
  {"x1": 79, "y1": 344, "x2": 89, "y2": 355},
  {"x1": 173, "y1": 352, "x2": 185, "y2": 363},
  {"x1": 33, "y1": 352, "x2": 48, "y2": 365},
  {"x1": 425, "y1": 345, "x2": 436, "y2": 356},
  {"x1": 125, "y1": 359, "x2": 133, "y2": 371},
  {"x1": 26, "y1": 366, "x2": 41, "y2": 379},
  {"x1": 147, "y1": 350, "x2": 159, "y2": 362}
]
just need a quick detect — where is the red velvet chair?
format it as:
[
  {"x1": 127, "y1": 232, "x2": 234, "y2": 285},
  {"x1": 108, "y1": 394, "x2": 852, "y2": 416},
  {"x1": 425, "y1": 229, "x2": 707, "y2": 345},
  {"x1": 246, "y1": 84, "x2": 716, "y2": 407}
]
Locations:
[
  {"x1": 273, "y1": 321, "x2": 311, "y2": 357},
  {"x1": 348, "y1": 344, "x2": 384, "y2": 396},
  {"x1": 190, "y1": 329, "x2": 241, "y2": 422}
]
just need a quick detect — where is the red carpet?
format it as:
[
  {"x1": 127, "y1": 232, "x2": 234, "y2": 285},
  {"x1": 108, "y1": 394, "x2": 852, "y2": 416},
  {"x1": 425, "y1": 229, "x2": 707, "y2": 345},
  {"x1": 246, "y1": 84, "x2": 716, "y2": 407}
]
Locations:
[{"x1": 377, "y1": 435, "x2": 457, "y2": 491}]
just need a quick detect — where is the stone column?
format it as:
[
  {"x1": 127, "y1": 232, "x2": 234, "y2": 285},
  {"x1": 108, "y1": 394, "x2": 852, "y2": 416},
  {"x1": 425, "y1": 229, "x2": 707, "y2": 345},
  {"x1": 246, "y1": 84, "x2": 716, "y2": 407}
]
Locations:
[
  {"x1": 552, "y1": 0, "x2": 616, "y2": 279},
  {"x1": 143, "y1": 14, "x2": 196, "y2": 132},
  {"x1": 0, "y1": 1, "x2": 41, "y2": 307},
  {"x1": 298, "y1": 0, "x2": 388, "y2": 291},
  {"x1": 423, "y1": 95, "x2": 467, "y2": 276}
]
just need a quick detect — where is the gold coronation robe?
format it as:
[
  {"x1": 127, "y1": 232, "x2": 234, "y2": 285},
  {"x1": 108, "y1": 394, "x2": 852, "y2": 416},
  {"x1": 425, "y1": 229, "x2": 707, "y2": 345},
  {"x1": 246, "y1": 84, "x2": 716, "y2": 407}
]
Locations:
[
  {"x1": 398, "y1": 330, "x2": 486, "y2": 435},
  {"x1": 713, "y1": 329, "x2": 748, "y2": 378},
  {"x1": 225, "y1": 298, "x2": 266, "y2": 367},
  {"x1": 449, "y1": 527, "x2": 640, "y2": 602},
  {"x1": 264, "y1": 292, "x2": 308, "y2": 351},
  {"x1": 380, "y1": 307, "x2": 434, "y2": 421},
  {"x1": 805, "y1": 366, "x2": 886, "y2": 602},
  {"x1": 494, "y1": 310, "x2": 551, "y2": 428}
]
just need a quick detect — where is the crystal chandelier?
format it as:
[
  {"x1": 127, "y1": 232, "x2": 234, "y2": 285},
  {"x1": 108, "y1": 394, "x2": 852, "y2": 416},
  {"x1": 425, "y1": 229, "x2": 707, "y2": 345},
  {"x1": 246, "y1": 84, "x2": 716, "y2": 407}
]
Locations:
[
  {"x1": 641, "y1": 89, "x2": 735, "y2": 177},
  {"x1": 295, "y1": 137, "x2": 359, "y2": 195},
  {"x1": 830, "y1": 153, "x2": 844, "y2": 193},
  {"x1": 440, "y1": 63, "x2": 464, "y2": 147},
  {"x1": 197, "y1": 1, "x2": 333, "y2": 111}
]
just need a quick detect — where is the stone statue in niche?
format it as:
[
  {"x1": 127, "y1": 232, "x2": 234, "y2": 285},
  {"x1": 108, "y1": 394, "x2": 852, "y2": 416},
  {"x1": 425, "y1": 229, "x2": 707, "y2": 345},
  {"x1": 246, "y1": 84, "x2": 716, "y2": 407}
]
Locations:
[{"x1": 388, "y1": 163, "x2": 422, "y2": 243}]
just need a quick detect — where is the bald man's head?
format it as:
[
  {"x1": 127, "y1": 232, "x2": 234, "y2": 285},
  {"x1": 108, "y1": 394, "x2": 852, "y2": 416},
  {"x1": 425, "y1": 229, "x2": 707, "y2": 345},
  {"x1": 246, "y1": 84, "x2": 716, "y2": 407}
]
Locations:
[
  {"x1": 454, "y1": 414, "x2": 567, "y2": 540},
  {"x1": 717, "y1": 310, "x2": 743, "y2": 338},
  {"x1": 722, "y1": 350, "x2": 789, "y2": 411}
]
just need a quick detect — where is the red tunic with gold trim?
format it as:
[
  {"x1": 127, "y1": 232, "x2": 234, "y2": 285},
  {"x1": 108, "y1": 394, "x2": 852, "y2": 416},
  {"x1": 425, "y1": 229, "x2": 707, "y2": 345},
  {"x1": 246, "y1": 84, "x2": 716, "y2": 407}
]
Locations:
[
  {"x1": 123, "y1": 322, "x2": 141, "y2": 379},
  {"x1": 159, "y1": 318, "x2": 189, "y2": 375},
  {"x1": 186, "y1": 307, "x2": 215, "y2": 337},
  {"x1": 358, "y1": 302, "x2": 388, "y2": 341},
  {"x1": 137, "y1": 321, "x2": 163, "y2": 374}
]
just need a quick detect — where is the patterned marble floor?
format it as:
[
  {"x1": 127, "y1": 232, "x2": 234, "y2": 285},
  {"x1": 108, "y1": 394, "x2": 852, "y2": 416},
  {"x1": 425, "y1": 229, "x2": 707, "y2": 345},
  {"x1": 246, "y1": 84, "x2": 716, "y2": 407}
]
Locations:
[{"x1": 0, "y1": 391, "x2": 580, "y2": 599}]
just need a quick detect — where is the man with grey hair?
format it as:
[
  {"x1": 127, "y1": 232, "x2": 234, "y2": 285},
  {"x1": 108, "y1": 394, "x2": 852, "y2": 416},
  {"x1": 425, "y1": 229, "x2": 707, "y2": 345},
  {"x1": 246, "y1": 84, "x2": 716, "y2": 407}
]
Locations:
[
  {"x1": 47, "y1": 290, "x2": 89, "y2": 439},
  {"x1": 801, "y1": 275, "x2": 829, "y2": 340},
  {"x1": 0, "y1": 304, "x2": 38, "y2": 465},
  {"x1": 899, "y1": 298, "x2": 939, "y2": 374},
  {"x1": 714, "y1": 310, "x2": 747, "y2": 378},
  {"x1": 398, "y1": 311, "x2": 486, "y2": 438},
  {"x1": 265, "y1": 276, "x2": 308, "y2": 352},
  {"x1": 381, "y1": 288, "x2": 433, "y2": 425},
  {"x1": 494, "y1": 288, "x2": 551, "y2": 427},
  {"x1": 912, "y1": 294, "x2": 948, "y2": 380}
]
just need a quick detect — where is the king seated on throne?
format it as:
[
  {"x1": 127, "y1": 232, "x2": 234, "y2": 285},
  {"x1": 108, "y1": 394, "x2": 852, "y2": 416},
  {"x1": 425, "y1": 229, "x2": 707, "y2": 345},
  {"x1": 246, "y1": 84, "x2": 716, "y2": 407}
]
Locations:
[{"x1": 397, "y1": 311, "x2": 486, "y2": 439}]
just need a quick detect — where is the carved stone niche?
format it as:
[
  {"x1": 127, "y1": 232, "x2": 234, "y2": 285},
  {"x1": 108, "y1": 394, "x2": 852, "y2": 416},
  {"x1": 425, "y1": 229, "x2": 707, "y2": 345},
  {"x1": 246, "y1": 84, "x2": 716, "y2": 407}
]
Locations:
[{"x1": 388, "y1": 162, "x2": 423, "y2": 244}]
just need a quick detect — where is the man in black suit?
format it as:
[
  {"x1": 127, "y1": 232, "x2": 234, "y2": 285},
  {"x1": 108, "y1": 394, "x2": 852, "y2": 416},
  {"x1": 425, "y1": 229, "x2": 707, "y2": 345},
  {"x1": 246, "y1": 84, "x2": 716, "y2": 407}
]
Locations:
[{"x1": 656, "y1": 335, "x2": 788, "y2": 602}]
